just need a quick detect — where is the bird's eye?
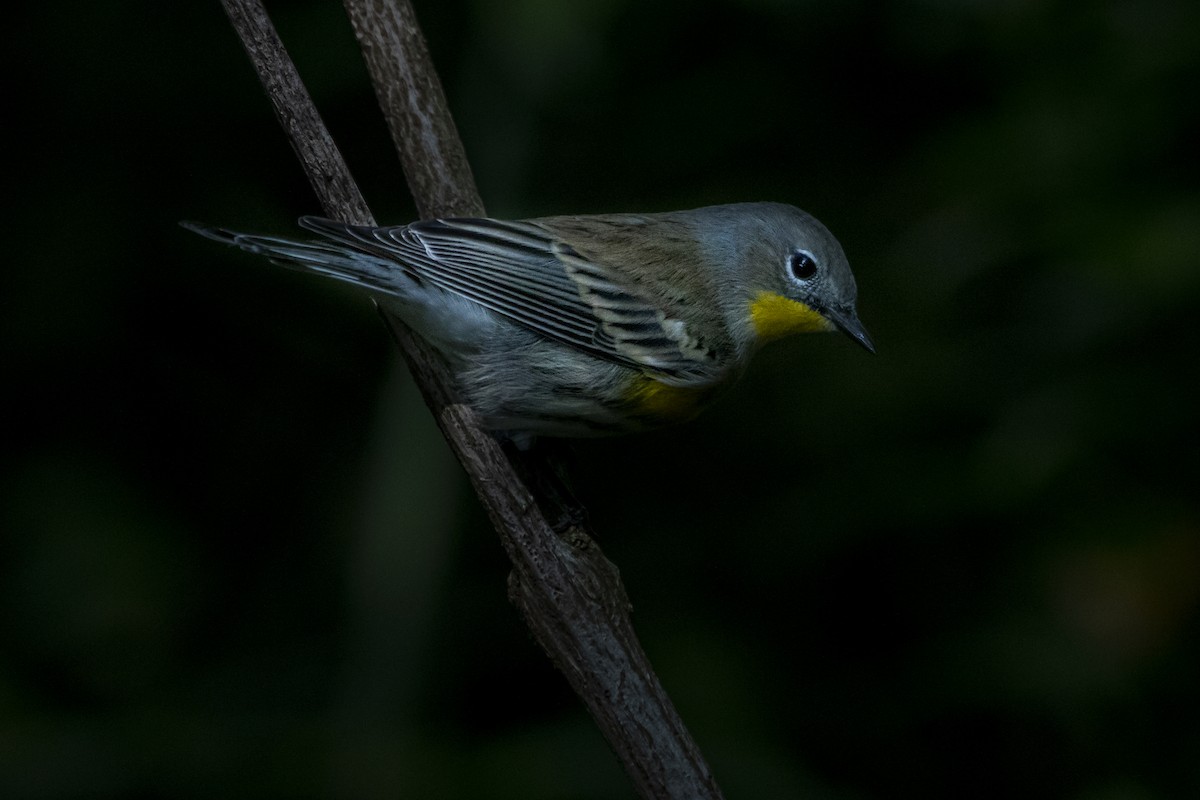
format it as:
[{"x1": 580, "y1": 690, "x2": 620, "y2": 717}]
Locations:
[{"x1": 789, "y1": 251, "x2": 818, "y2": 281}]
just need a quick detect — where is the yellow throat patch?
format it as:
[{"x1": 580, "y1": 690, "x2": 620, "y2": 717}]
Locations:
[{"x1": 749, "y1": 292, "x2": 833, "y2": 341}]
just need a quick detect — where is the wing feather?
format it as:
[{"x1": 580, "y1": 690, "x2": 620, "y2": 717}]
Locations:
[{"x1": 298, "y1": 216, "x2": 723, "y2": 382}]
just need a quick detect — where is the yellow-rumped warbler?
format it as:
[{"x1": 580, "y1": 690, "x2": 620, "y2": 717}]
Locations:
[{"x1": 184, "y1": 202, "x2": 873, "y2": 443}]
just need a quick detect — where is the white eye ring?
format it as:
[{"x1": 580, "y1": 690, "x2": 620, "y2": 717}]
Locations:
[{"x1": 788, "y1": 250, "x2": 819, "y2": 281}]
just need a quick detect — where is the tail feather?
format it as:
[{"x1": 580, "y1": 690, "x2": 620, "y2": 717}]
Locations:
[{"x1": 180, "y1": 220, "x2": 406, "y2": 295}]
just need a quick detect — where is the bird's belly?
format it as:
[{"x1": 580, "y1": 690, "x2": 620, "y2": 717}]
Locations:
[
  {"x1": 453, "y1": 332, "x2": 729, "y2": 439},
  {"x1": 619, "y1": 375, "x2": 721, "y2": 427}
]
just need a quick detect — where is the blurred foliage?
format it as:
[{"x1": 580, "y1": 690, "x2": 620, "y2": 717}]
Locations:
[{"x1": 3, "y1": 0, "x2": 1198, "y2": 797}]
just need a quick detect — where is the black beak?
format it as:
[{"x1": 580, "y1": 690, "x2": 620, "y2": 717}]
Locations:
[{"x1": 823, "y1": 306, "x2": 876, "y2": 354}]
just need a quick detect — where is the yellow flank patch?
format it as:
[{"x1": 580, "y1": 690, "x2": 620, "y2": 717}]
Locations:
[
  {"x1": 625, "y1": 377, "x2": 710, "y2": 423},
  {"x1": 749, "y1": 292, "x2": 833, "y2": 341}
]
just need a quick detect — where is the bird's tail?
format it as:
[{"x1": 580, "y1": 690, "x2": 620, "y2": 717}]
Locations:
[{"x1": 180, "y1": 221, "x2": 405, "y2": 295}]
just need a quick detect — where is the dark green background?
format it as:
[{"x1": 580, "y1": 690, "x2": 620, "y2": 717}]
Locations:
[{"x1": 5, "y1": 1, "x2": 1198, "y2": 797}]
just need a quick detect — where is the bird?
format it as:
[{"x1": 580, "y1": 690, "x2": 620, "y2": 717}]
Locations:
[{"x1": 183, "y1": 202, "x2": 873, "y2": 445}]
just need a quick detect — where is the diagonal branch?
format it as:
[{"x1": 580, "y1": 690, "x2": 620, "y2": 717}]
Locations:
[
  {"x1": 216, "y1": 1, "x2": 724, "y2": 797},
  {"x1": 342, "y1": 0, "x2": 482, "y2": 221}
]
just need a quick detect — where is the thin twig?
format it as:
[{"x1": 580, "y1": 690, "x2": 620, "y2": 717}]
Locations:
[
  {"x1": 342, "y1": 0, "x2": 482, "y2": 220},
  {"x1": 216, "y1": 1, "x2": 724, "y2": 796}
]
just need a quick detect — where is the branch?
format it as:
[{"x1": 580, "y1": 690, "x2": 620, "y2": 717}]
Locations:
[
  {"x1": 342, "y1": 0, "x2": 482, "y2": 221},
  {"x1": 217, "y1": 1, "x2": 724, "y2": 797}
]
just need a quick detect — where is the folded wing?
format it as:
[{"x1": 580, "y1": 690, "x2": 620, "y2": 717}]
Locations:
[{"x1": 299, "y1": 216, "x2": 724, "y2": 383}]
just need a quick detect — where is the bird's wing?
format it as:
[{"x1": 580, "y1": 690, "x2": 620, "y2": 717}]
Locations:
[{"x1": 299, "y1": 216, "x2": 726, "y2": 382}]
